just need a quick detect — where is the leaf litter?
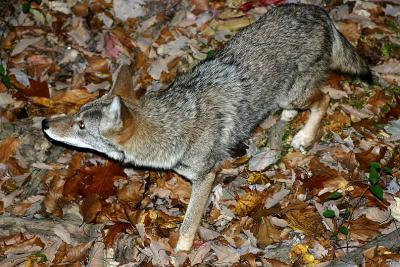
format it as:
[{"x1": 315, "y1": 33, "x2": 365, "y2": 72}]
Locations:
[{"x1": 0, "y1": 0, "x2": 400, "y2": 266}]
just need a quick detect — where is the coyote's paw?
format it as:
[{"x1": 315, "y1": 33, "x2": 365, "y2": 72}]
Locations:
[
  {"x1": 175, "y1": 236, "x2": 192, "y2": 252},
  {"x1": 291, "y1": 130, "x2": 314, "y2": 151}
]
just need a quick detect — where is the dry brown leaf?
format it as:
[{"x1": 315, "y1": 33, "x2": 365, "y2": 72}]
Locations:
[
  {"x1": 11, "y1": 196, "x2": 43, "y2": 216},
  {"x1": 15, "y1": 79, "x2": 49, "y2": 99},
  {"x1": 0, "y1": 136, "x2": 20, "y2": 163},
  {"x1": 86, "y1": 55, "x2": 110, "y2": 77},
  {"x1": 72, "y1": 2, "x2": 90, "y2": 17},
  {"x1": 80, "y1": 194, "x2": 103, "y2": 223},
  {"x1": 162, "y1": 174, "x2": 192, "y2": 205},
  {"x1": 43, "y1": 174, "x2": 65, "y2": 217},
  {"x1": 286, "y1": 209, "x2": 326, "y2": 238},
  {"x1": 27, "y1": 54, "x2": 56, "y2": 78},
  {"x1": 96, "y1": 202, "x2": 128, "y2": 223},
  {"x1": 81, "y1": 161, "x2": 126, "y2": 198},
  {"x1": 192, "y1": 0, "x2": 209, "y2": 14},
  {"x1": 257, "y1": 216, "x2": 281, "y2": 247},
  {"x1": 324, "y1": 111, "x2": 350, "y2": 132},
  {"x1": 355, "y1": 146, "x2": 387, "y2": 170},
  {"x1": 117, "y1": 180, "x2": 144, "y2": 206},
  {"x1": 363, "y1": 246, "x2": 400, "y2": 267},
  {"x1": 348, "y1": 216, "x2": 381, "y2": 242},
  {"x1": 55, "y1": 242, "x2": 93, "y2": 264},
  {"x1": 367, "y1": 90, "x2": 392, "y2": 113},
  {"x1": 304, "y1": 158, "x2": 348, "y2": 194},
  {"x1": 234, "y1": 190, "x2": 263, "y2": 216},
  {"x1": 103, "y1": 223, "x2": 132, "y2": 248},
  {"x1": 2, "y1": 236, "x2": 45, "y2": 255}
]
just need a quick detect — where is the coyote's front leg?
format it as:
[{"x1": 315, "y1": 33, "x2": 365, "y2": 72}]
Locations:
[{"x1": 175, "y1": 170, "x2": 216, "y2": 251}]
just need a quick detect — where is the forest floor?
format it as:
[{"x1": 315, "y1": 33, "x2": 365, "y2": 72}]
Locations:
[{"x1": 0, "y1": 0, "x2": 400, "y2": 266}]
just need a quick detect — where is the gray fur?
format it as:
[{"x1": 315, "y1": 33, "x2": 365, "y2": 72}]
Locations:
[{"x1": 43, "y1": 4, "x2": 370, "y2": 251}]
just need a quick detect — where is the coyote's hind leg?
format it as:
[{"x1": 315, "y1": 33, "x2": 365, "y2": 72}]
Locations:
[{"x1": 291, "y1": 92, "x2": 330, "y2": 150}]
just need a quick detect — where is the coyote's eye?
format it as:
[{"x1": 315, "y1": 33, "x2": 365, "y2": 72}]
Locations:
[{"x1": 78, "y1": 120, "x2": 85, "y2": 130}]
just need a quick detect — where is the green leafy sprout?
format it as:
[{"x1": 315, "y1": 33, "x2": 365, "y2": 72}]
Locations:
[
  {"x1": 22, "y1": 0, "x2": 42, "y2": 13},
  {"x1": 0, "y1": 65, "x2": 11, "y2": 88}
]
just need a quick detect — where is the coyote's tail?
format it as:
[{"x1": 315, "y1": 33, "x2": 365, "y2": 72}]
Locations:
[{"x1": 330, "y1": 22, "x2": 372, "y2": 83}]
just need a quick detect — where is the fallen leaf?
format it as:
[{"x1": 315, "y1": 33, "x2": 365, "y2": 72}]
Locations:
[
  {"x1": 355, "y1": 146, "x2": 387, "y2": 170},
  {"x1": 211, "y1": 243, "x2": 240, "y2": 266},
  {"x1": 389, "y1": 197, "x2": 400, "y2": 222},
  {"x1": 43, "y1": 174, "x2": 65, "y2": 217},
  {"x1": 235, "y1": 191, "x2": 262, "y2": 216},
  {"x1": 80, "y1": 194, "x2": 103, "y2": 223},
  {"x1": 248, "y1": 149, "x2": 279, "y2": 171},
  {"x1": 0, "y1": 136, "x2": 20, "y2": 163},
  {"x1": 117, "y1": 180, "x2": 144, "y2": 206},
  {"x1": 103, "y1": 223, "x2": 132, "y2": 248},
  {"x1": 257, "y1": 216, "x2": 281, "y2": 247},
  {"x1": 286, "y1": 209, "x2": 326, "y2": 237}
]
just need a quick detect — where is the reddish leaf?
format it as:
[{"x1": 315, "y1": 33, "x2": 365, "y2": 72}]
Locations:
[
  {"x1": 355, "y1": 146, "x2": 387, "y2": 170},
  {"x1": 239, "y1": 2, "x2": 254, "y2": 12},
  {"x1": 258, "y1": 0, "x2": 285, "y2": 6},
  {"x1": 103, "y1": 223, "x2": 132, "y2": 248},
  {"x1": 386, "y1": 95, "x2": 400, "y2": 119},
  {"x1": 81, "y1": 161, "x2": 126, "y2": 198},
  {"x1": 80, "y1": 194, "x2": 103, "y2": 223},
  {"x1": 63, "y1": 172, "x2": 86, "y2": 200},
  {"x1": 15, "y1": 79, "x2": 50, "y2": 99}
]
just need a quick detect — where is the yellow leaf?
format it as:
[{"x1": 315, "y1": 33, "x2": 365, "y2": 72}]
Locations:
[{"x1": 234, "y1": 191, "x2": 262, "y2": 216}]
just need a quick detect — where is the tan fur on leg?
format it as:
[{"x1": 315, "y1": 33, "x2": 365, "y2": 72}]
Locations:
[
  {"x1": 175, "y1": 171, "x2": 215, "y2": 251},
  {"x1": 292, "y1": 93, "x2": 329, "y2": 149}
]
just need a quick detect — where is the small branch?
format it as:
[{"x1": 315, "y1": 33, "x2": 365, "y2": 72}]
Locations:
[
  {"x1": 0, "y1": 215, "x2": 101, "y2": 244},
  {"x1": 329, "y1": 228, "x2": 400, "y2": 266}
]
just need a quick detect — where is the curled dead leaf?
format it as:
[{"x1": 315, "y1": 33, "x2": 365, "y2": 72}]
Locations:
[
  {"x1": 43, "y1": 174, "x2": 65, "y2": 217},
  {"x1": 72, "y1": 2, "x2": 90, "y2": 17},
  {"x1": 117, "y1": 180, "x2": 144, "y2": 206},
  {"x1": 0, "y1": 136, "x2": 20, "y2": 163},
  {"x1": 234, "y1": 191, "x2": 262, "y2": 216},
  {"x1": 257, "y1": 216, "x2": 281, "y2": 247},
  {"x1": 355, "y1": 146, "x2": 387, "y2": 170},
  {"x1": 80, "y1": 194, "x2": 102, "y2": 223},
  {"x1": 286, "y1": 209, "x2": 326, "y2": 238}
]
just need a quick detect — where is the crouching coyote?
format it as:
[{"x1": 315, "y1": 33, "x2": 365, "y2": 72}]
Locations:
[{"x1": 43, "y1": 4, "x2": 371, "y2": 251}]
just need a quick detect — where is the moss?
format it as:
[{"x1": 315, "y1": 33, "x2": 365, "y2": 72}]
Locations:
[
  {"x1": 381, "y1": 43, "x2": 400, "y2": 59},
  {"x1": 384, "y1": 86, "x2": 400, "y2": 95},
  {"x1": 347, "y1": 95, "x2": 366, "y2": 109},
  {"x1": 387, "y1": 19, "x2": 400, "y2": 34}
]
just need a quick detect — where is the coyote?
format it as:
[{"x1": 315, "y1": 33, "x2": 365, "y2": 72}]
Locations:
[{"x1": 42, "y1": 4, "x2": 370, "y2": 251}]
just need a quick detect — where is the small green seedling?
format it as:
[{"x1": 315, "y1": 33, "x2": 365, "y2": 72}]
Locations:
[
  {"x1": 326, "y1": 191, "x2": 343, "y2": 201},
  {"x1": 368, "y1": 162, "x2": 385, "y2": 200},
  {"x1": 0, "y1": 65, "x2": 11, "y2": 88},
  {"x1": 323, "y1": 209, "x2": 336, "y2": 218},
  {"x1": 339, "y1": 225, "x2": 349, "y2": 235},
  {"x1": 22, "y1": 0, "x2": 42, "y2": 13}
]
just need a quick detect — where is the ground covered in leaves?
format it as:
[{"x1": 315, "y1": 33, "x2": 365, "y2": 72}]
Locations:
[{"x1": 1, "y1": 0, "x2": 400, "y2": 266}]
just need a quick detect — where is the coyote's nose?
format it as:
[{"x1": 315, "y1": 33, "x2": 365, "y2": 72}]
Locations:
[{"x1": 42, "y1": 119, "x2": 49, "y2": 130}]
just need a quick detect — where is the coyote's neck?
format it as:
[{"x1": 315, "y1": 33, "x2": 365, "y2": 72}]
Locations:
[{"x1": 117, "y1": 99, "x2": 186, "y2": 169}]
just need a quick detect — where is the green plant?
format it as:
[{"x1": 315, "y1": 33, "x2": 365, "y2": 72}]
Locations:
[
  {"x1": 22, "y1": 0, "x2": 42, "y2": 13},
  {"x1": 368, "y1": 162, "x2": 390, "y2": 200},
  {"x1": 0, "y1": 65, "x2": 11, "y2": 88}
]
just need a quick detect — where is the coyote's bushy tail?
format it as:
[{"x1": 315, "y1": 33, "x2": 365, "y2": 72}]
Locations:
[{"x1": 330, "y1": 23, "x2": 372, "y2": 83}]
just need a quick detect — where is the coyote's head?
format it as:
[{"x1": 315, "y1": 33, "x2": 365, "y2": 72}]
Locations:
[{"x1": 42, "y1": 65, "x2": 136, "y2": 162}]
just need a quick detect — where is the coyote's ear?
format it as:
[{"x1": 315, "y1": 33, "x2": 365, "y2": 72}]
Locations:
[
  {"x1": 109, "y1": 64, "x2": 135, "y2": 100},
  {"x1": 104, "y1": 96, "x2": 122, "y2": 123}
]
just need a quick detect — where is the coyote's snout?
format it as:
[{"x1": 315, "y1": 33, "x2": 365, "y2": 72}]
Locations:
[{"x1": 43, "y1": 4, "x2": 371, "y2": 251}]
